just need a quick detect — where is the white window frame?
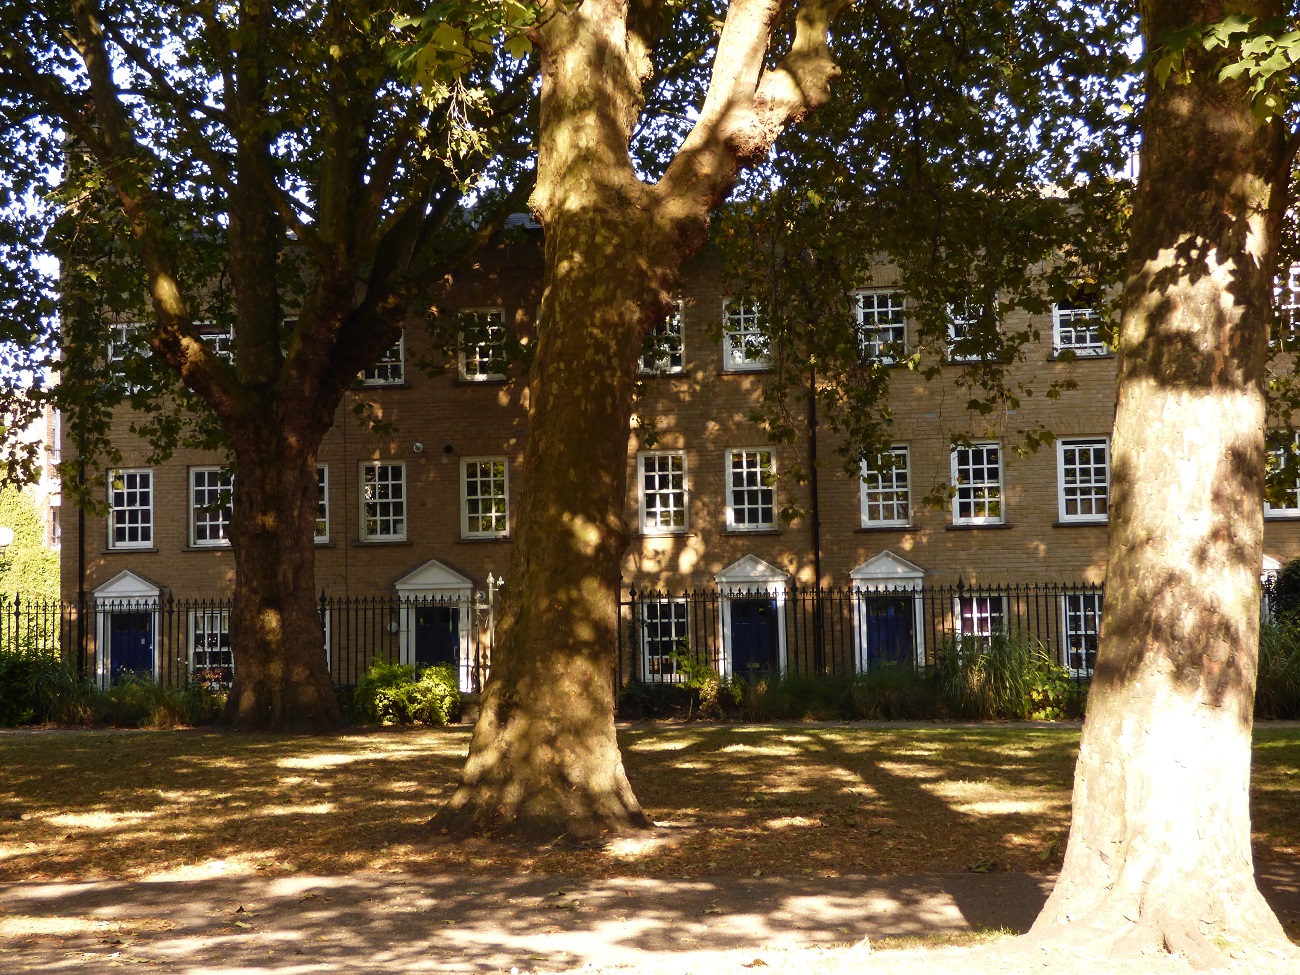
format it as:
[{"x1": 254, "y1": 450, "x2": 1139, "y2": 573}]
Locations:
[
  {"x1": 361, "y1": 331, "x2": 405, "y2": 385},
  {"x1": 360, "y1": 461, "x2": 407, "y2": 542},
  {"x1": 1062, "y1": 592, "x2": 1103, "y2": 677},
  {"x1": 639, "y1": 303, "x2": 685, "y2": 375},
  {"x1": 954, "y1": 594, "x2": 1009, "y2": 640},
  {"x1": 950, "y1": 442, "x2": 1004, "y2": 526},
  {"x1": 1052, "y1": 303, "x2": 1107, "y2": 356},
  {"x1": 461, "y1": 457, "x2": 509, "y2": 538},
  {"x1": 860, "y1": 446, "x2": 911, "y2": 528},
  {"x1": 315, "y1": 464, "x2": 330, "y2": 543},
  {"x1": 725, "y1": 448, "x2": 776, "y2": 531},
  {"x1": 854, "y1": 289, "x2": 907, "y2": 362},
  {"x1": 457, "y1": 308, "x2": 508, "y2": 381},
  {"x1": 637, "y1": 450, "x2": 689, "y2": 535},
  {"x1": 199, "y1": 321, "x2": 235, "y2": 363},
  {"x1": 1057, "y1": 438, "x2": 1110, "y2": 524},
  {"x1": 107, "y1": 322, "x2": 143, "y2": 388},
  {"x1": 1266, "y1": 435, "x2": 1300, "y2": 518},
  {"x1": 107, "y1": 468, "x2": 153, "y2": 550},
  {"x1": 189, "y1": 466, "x2": 234, "y2": 548},
  {"x1": 721, "y1": 298, "x2": 769, "y2": 372},
  {"x1": 189, "y1": 608, "x2": 233, "y2": 684},
  {"x1": 640, "y1": 597, "x2": 689, "y2": 682},
  {"x1": 946, "y1": 300, "x2": 999, "y2": 362}
]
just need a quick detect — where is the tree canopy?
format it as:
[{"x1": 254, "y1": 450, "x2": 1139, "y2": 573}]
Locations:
[{"x1": 715, "y1": 0, "x2": 1138, "y2": 485}]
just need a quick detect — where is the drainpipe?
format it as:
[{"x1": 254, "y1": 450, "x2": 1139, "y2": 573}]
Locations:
[{"x1": 807, "y1": 364, "x2": 825, "y2": 674}]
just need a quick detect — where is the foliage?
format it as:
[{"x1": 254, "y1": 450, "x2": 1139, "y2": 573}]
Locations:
[
  {"x1": 668, "y1": 650, "x2": 744, "y2": 721},
  {"x1": 351, "y1": 662, "x2": 462, "y2": 726},
  {"x1": 0, "y1": 487, "x2": 59, "y2": 601},
  {"x1": 715, "y1": 1, "x2": 1139, "y2": 490},
  {"x1": 848, "y1": 667, "x2": 935, "y2": 721},
  {"x1": 615, "y1": 646, "x2": 1081, "y2": 722},
  {"x1": 90, "y1": 675, "x2": 225, "y2": 729},
  {"x1": 0, "y1": 645, "x2": 223, "y2": 728},
  {"x1": 1150, "y1": 13, "x2": 1300, "y2": 121},
  {"x1": 1270, "y1": 557, "x2": 1300, "y2": 619},
  {"x1": 934, "y1": 631, "x2": 1082, "y2": 721},
  {"x1": 0, "y1": 645, "x2": 69, "y2": 725},
  {"x1": 1258, "y1": 614, "x2": 1300, "y2": 719}
]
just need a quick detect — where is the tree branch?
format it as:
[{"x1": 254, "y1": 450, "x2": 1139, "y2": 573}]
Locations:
[{"x1": 658, "y1": 0, "x2": 847, "y2": 214}]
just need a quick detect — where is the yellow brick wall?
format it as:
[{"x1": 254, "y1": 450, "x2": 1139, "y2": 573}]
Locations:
[{"x1": 60, "y1": 235, "x2": 1300, "y2": 604}]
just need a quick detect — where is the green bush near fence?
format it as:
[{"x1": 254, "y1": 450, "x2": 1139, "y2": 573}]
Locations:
[
  {"x1": 1258, "y1": 615, "x2": 1300, "y2": 719},
  {"x1": 934, "y1": 630, "x2": 1084, "y2": 721},
  {"x1": 351, "y1": 661, "x2": 462, "y2": 726},
  {"x1": 618, "y1": 633, "x2": 1084, "y2": 722},
  {"x1": 0, "y1": 645, "x2": 225, "y2": 729}
]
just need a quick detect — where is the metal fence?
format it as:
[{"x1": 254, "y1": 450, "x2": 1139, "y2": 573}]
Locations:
[
  {"x1": 0, "y1": 591, "x2": 498, "y2": 692},
  {"x1": 617, "y1": 580, "x2": 1105, "y2": 685},
  {"x1": 1, "y1": 578, "x2": 1104, "y2": 691}
]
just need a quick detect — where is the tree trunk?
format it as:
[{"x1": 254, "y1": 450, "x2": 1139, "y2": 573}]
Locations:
[
  {"x1": 434, "y1": 0, "x2": 845, "y2": 840},
  {"x1": 1029, "y1": 1, "x2": 1294, "y2": 966},
  {"x1": 223, "y1": 418, "x2": 341, "y2": 732},
  {"x1": 433, "y1": 208, "x2": 666, "y2": 839}
]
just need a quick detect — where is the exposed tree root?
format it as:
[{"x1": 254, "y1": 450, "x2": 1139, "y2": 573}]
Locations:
[{"x1": 430, "y1": 682, "x2": 652, "y2": 843}]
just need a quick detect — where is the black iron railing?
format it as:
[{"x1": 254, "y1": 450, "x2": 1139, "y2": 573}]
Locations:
[
  {"x1": 617, "y1": 580, "x2": 1105, "y2": 686},
  {"x1": 1, "y1": 578, "x2": 1103, "y2": 692},
  {"x1": 0, "y1": 590, "x2": 499, "y2": 692}
]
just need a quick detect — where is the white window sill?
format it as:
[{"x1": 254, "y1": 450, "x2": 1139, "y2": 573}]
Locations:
[
  {"x1": 1054, "y1": 518, "x2": 1108, "y2": 527},
  {"x1": 104, "y1": 546, "x2": 158, "y2": 554},
  {"x1": 857, "y1": 523, "x2": 912, "y2": 532},
  {"x1": 1050, "y1": 349, "x2": 1112, "y2": 361},
  {"x1": 947, "y1": 521, "x2": 1012, "y2": 530},
  {"x1": 458, "y1": 534, "x2": 511, "y2": 542}
]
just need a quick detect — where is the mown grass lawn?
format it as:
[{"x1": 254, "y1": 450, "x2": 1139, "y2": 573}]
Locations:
[{"x1": 0, "y1": 723, "x2": 1295, "y2": 883}]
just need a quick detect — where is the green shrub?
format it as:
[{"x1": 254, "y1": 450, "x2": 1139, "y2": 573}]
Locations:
[
  {"x1": 351, "y1": 661, "x2": 461, "y2": 726},
  {"x1": 849, "y1": 666, "x2": 933, "y2": 720},
  {"x1": 0, "y1": 645, "x2": 75, "y2": 726},
  {"x1": 89, "y1": 674, "x2": 224, "y2": 729},
  {"x1": 935, "y1": 630, "x2": 1077, "y2": 720},
  {"x1": 1258, "y1": 615, "x2": 1300, "y2": 719},
  {"x1": 738, "y1": 672, "x2": 854, "y2": 721},
  {"x1": 1272, "y1": 558, "x2": 1300, "y2": 620},
  {"x1": 666, "y1": 649, "x2": 743, "y2": 720}
]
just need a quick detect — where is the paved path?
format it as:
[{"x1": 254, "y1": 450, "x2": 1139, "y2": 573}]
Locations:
[{"x1": 2, "y1": 865, "x2": 1297, "y2": 974}]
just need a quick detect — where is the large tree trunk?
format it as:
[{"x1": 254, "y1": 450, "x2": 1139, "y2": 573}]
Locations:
[
  {"x1": 224, "y1": 417, "x2": 341, "y2": 732},
  {"x1": 1029, "y1": 0, "x2": 1294, "y2": 966},
  {"x1": 434, "y1": 0, "x2": 844, "y2": 840},
  {"x1": 434, "y1": 213, "x2": 663, "y2": 839},
  {"x1": 434, "y1": 4, "x2": 669, "y2": 838}
]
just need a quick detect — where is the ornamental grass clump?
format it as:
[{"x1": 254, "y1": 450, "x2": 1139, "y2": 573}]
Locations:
[
  {"x1": 0, "y1": 644, "x2": 71, "y2": 726},
  {"x1": 935, "y1": 630, "x2": 1079, "y2": 720}
]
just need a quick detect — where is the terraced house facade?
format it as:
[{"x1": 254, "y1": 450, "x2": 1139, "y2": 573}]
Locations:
[{"x1": 59, "y1": 230, "x2": 1300, "y2": 692}]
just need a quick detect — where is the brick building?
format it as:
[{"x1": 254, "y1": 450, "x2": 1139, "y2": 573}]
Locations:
[{"x1": 59, "y1": 231, "x2": 1300, "y2": 689}]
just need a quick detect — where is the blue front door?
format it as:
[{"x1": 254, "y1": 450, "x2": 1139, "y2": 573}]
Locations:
[
  {"x1": 863, "y1": 596, "x2": 915, "y2": 669},
  {"x1": 414, "y1": 606, "x2": 459, "y2": 669},
  {"x1": 109, "y1": 611, "x2": 154, "y2": 682},
  {"x1": 730, "y1": 597, "x2": 779, "y2": 680}
]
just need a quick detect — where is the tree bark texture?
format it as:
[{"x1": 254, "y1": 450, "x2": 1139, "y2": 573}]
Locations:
[
  {"x1": 223, "y1": 413, "x2": 341, "y2": 732},
  {"x1": 435, "y1": 0, "x2": 844, "y2": 839},
  {"x1": 1030, "y1": 0, "x2": 1294, "y2": 966}
]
